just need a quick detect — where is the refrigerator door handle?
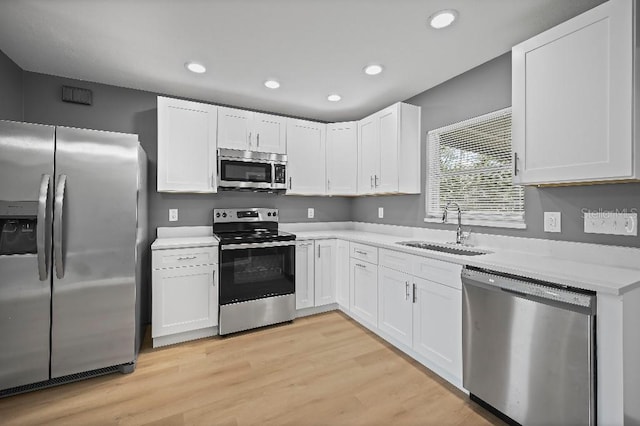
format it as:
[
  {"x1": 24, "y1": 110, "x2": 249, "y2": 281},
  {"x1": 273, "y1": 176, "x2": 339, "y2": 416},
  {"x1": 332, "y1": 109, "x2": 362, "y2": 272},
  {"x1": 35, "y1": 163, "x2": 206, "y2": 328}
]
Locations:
[
  {"x1": 37, "y1": 174, "x2": 51, "y2": 281},
  {"x1": 54, "y1": 174, "x2": 67, "y2": 279}
]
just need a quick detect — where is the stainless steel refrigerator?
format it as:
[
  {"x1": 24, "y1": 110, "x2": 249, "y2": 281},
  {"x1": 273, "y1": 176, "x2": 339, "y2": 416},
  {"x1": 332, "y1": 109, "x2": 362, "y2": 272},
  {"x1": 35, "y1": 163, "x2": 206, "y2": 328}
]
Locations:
[{"x1": 0, "y1": 120, "x2": 147, "y2": 394}]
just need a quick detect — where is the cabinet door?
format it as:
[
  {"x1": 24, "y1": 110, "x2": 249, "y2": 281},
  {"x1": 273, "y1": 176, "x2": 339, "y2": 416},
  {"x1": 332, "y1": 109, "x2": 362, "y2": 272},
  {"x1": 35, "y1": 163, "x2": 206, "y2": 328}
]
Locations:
[
  {"x1": 376, "y1": 105, "x2": 399, "y2": 193},
  {"x1": 314, "y1": 240, "x2": 336, "y2": 306},
  {"x1": 152, "y1": 265, "x2": 218, "y2": 338},
  {"x1": 286, "y1": 119, "x2": 326, "y2": 195},
  {"x1": 358, "y1": 115, "x2": 378, "y2": 195},
  {"x1": 378, "y1": 267, "x2": 413, "y2": 347},
  {"x1": 412, "y1": 277, "x2": 462, "y2": 381},
  {"x1": 254, "y1": 113, "x2": 287, "y2": 154},
  {"x1": 157, "y1": 97, "x2": 217, "y2": 192},
  {"x1": 326, "y1": 122, "x2": 358, "y2": 195},
  {"x1": 217, "y1": 106, "x2": 252, "y2": 151},
  {"x1": 295, "y1": 241, "x2": 315, "y2": 309},
  {"x1": 335, "y1": 240, "x2": 350, "y2": 310},
  {"x1": 349, "y1": 259, "x2": 378, "y2": 329},
  {"x1": 512, "y1": 0, "x2": 633, "y2": 184}
]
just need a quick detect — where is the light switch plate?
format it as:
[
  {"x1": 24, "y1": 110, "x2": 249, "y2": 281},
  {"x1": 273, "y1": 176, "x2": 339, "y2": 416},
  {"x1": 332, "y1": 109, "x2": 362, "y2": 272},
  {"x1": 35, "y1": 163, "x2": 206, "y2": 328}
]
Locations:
[
  {"x1": 307, "y1": 208, "x2": 315, "y2": 219},
  {"x1": 169, "y1": 209, "x2": 178, "y2": 222},
  {"x1": 378, "y1": 207, "x2": 384, "y2": 219},
  {"x1": 544, "y1": 212, "x2": 561, "y2": 233},
  {"x1": 584, "y1": 211, "x2": 637, "y2": 236}
]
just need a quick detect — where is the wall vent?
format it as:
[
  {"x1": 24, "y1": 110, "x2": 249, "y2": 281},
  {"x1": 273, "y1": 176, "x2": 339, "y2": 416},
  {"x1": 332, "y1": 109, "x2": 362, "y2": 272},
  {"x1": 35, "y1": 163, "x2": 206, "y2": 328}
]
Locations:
[{"x1": 61, "y1": 85, "x2": 93, "y2": 105}]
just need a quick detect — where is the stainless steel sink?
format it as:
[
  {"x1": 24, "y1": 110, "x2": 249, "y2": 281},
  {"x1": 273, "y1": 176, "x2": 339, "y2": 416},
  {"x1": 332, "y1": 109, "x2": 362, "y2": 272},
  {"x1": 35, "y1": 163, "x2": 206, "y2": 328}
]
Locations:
[{"x1": 396, "y1": 241, "x2": 491, "y2": 256}]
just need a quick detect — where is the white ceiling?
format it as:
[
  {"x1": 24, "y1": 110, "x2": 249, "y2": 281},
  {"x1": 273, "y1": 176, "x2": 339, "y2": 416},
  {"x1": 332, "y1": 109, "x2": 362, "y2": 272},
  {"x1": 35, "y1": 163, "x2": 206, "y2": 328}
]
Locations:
[{"x1": 0, "y1": 0, "x2": 604, "y2": 122}]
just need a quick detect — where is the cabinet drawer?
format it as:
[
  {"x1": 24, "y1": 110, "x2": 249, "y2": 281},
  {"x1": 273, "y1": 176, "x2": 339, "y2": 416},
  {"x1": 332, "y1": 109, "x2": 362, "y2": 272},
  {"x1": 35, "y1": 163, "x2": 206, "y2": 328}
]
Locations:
[
  {"x1": 379, "y1": 248, "x2": 416, "y2": 273},
  {"x1": 350, "y1": 242, "x2": 378, "y2": 264},
  {"x1": 153, "y1": 246, "x2": 218, "y2": 269},
  {"x1": 411, "y1": 256, "x2": 462, "y2": 290}
]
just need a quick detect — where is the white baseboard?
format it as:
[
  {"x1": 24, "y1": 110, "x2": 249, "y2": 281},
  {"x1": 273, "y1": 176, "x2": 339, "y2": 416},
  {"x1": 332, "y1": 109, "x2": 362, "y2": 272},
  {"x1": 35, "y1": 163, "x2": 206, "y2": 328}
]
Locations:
[
  {"x1": 296, "y1": 303, "x2": 339, "y2": 318},
  {"x1": 152, "y1": 327, "x2": 218, "y2": 348}
]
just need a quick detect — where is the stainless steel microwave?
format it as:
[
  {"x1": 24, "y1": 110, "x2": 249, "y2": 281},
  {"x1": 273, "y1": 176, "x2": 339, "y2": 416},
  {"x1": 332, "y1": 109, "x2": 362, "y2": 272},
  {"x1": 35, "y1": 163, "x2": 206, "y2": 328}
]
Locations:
[{"x1": 217, "y1": 148, "x2": 287, "y2": 192}]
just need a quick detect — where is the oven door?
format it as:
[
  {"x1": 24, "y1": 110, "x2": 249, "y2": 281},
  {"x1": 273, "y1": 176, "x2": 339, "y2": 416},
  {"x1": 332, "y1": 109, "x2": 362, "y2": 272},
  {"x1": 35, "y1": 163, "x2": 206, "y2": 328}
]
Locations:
[
  {"x1": 218, "y1": 158, "x2": 273, "y2": 189},
  {"x1": 219, "y1": 241, "x2": 295, "y2": 305}
]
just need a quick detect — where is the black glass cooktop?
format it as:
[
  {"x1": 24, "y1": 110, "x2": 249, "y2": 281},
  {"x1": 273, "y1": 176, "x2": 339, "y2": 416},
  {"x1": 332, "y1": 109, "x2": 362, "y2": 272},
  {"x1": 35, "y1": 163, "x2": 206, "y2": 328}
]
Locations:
[{"x1": 215, "y1": 229, "x2": 296, "y2": 245}]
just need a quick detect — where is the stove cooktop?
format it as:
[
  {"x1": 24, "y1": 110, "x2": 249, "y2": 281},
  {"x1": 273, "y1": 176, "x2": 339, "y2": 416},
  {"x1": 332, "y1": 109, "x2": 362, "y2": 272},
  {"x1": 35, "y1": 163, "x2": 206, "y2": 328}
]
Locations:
[{"x1": 214, "y1": 229, "x2": 296, "y2": 245}]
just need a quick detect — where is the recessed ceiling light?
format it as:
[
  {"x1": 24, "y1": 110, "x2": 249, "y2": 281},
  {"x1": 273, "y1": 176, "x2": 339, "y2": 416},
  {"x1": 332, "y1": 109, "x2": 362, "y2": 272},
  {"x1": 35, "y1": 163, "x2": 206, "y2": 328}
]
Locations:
[
  {"x1": 429, "y1": 9, "x2": 458, "y2": 29},
  {"x1": 327, "y1": 94, "x2": 341, "y2": 102},
  {"x1": 185, "y1": 62, "x2": 206, "y2": 74},
  {"x1": 264, "y1": 80, "x2": 280, "y2": 89},
  {"x1": 364, "y1": 64, "x2": 383, "y2": 75}
]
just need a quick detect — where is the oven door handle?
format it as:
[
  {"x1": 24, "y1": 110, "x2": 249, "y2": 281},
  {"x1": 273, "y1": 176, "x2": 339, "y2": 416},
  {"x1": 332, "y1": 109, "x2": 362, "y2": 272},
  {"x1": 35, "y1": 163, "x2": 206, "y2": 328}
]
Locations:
[{"x1": 221, "y1": 241, "x2": 297, "y2": 250}]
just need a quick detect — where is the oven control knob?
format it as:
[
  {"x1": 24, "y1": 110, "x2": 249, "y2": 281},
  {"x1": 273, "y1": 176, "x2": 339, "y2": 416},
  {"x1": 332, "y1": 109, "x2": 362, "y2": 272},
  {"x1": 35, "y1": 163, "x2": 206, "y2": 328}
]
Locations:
[
  {"x1": 273, "y1": 212, "x2": 277, "y2": 216},
  {"x1": 222, "y1": 213, "x2": 227, "y2": 218},
  {"x1": 267, "y1": 212, "x2": 272, "y2": 216},
  {"x1": 216, "y1": 213, "x2": 220, "y2": 218}
]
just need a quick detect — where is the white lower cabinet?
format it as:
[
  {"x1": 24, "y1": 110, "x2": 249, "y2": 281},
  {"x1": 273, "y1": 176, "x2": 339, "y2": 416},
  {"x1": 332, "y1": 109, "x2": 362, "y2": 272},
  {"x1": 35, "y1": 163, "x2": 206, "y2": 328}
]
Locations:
[
  {"x1": 335, "y1": 240, "x2": 350, "y2": 311},
  {"x1": 412, "y1": 277, "x2": 462, "y2": 382},
  {"x1": 349, "y1": 258, "x2": 378, "y2": 329},
  {"x1": 151, "y1": 246, "x2": 219, "y2": 348},
  {"x1": 295, "y1": 241, "x2": 315, "y2": 309},
  {"x1": 314, "y1": 240, "x2": 336, "y2": 306},
  {"x1": 377, "y1": 267, "x2": 413, "y2": 348}
]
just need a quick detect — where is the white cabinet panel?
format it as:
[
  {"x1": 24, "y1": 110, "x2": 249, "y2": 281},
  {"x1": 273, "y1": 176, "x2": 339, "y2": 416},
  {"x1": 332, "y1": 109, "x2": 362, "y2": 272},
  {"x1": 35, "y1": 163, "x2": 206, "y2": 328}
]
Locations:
[
  {"x1": 157, "y1": 96, "x2": 217, "y2": 193},
  {"x1": 218, "y1": 107, "x2": 286, "y2": 154},
  {"x1": 378, "y1": 266, "x2": 413, "y2": 347},
  {"x1": 357, "y1": 102, "x2": 420, "y2": 194},
  {"x1": 286, "y1": 119, "x2": 326, "y2": 195},
  {"x1": 335, "y1": 240, "x2": 350, "y2": 310},
  {"x1": 350, "y1": 242, "x2": 378, "y2": 264},
  {"x1": 350, "y1": 259, "x2": 378, "y2": 328},
  {"x1": 253, "y1": 113, "x2": 286, "y2": 154},
  {"x1": 152, "y1": 264, "x2": 218, "y2": 338},
  {"x1": 512, "y1": 0, "x2": 635, "y2": 184},
  {"x1": 412, "y1": 277, "x2": 462, "y2": 381},
  {"x1": 314, "y1": 240, "x2": 336, "y2": 306},
  {"x1": 326, "y1": 122, "x2": 358, "y2": 195},
  {"x1": 295, "y1": 241, "x2": 315, "y2": 309},
  {"x1": 217, "y1": 106, "x2": 253, "y2": 151}
]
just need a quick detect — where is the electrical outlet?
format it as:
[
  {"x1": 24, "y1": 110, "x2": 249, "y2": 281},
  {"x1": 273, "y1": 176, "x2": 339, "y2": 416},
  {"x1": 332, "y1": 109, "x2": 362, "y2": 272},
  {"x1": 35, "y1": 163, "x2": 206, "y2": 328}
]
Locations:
[
  {"x1": 169, "y1": 209, "x2": 178, "y2": 222},
  {"x1": 544, "y1": 212, "x2": 561, "y2": 233},
  {"x1": 378, "y1": 207, "x2": 384, "y2": 219},
  {"x1": 584, "y1": 211, "x2": 637, "y2": 236},
  {"x1": 307, "y1": 208, "x2": 315, "y2": 219}
]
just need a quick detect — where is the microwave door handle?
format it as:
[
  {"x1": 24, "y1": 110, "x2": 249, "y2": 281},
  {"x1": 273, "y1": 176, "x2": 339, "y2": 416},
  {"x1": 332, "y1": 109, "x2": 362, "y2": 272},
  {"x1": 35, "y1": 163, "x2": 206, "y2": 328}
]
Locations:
[
  {"x1": 54, "y1": 174, "x2": 67, "y2": 279},
  {"x1": 36, "y1": 174, "x2": 51, "y2": 281}
]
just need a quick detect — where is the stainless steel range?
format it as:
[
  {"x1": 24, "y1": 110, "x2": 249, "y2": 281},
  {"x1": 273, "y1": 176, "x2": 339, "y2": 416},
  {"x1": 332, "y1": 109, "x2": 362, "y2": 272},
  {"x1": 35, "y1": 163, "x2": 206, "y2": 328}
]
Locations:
[{"x1": 213, "y1": 208, "x2": 296, "y2": 335}]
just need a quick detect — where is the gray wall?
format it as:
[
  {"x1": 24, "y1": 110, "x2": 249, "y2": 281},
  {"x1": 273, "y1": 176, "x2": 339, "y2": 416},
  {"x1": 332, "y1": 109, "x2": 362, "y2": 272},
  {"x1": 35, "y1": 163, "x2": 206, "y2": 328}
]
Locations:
[
  {"x1": 0, "y1": 49, "x2": 23, "y2": 121},
  {"x1": 22, "y1": 72, "x2": 352, "y2": 239},
  {"x1": 352, "y1": 53, "x2": 640, "y2": 248}
]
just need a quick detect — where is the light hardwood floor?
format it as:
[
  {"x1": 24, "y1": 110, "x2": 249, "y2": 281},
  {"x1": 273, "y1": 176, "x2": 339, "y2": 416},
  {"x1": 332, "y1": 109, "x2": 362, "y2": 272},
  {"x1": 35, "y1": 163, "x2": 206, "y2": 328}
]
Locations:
[{"x1": 0, "y1": 312, "x2": 503, "y2": 425}]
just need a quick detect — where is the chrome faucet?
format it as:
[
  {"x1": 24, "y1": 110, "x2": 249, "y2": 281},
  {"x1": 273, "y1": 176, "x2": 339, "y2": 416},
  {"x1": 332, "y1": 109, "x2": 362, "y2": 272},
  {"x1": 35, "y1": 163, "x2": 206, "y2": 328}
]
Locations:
[{"x1": 442, "y1": 202, "x2": 463, "y2": 244}]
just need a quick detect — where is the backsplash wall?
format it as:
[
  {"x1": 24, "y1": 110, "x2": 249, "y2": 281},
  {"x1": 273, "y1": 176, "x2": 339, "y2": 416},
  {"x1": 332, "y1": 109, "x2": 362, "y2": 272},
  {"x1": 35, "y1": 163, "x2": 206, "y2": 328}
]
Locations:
[
  {"x1": 351, "y1": 52, "x2": 640, "y2": 248},
  {"x1": 0, "y1": 49, "x2": 23, "y2": 121}
]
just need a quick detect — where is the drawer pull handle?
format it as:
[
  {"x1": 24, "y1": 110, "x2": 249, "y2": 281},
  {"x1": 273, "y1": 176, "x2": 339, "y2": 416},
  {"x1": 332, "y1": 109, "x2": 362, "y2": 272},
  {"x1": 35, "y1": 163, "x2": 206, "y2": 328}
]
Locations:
[
  {"x1": 405, "y1": 281, "x2": 410, "y2": 300},
  {"x1": 355, "y1": 263, "x2": 366, "y2": 268},
  {"x1": 177, "y1": 256, "x2": 197, "y2": 261},
  {"x1": 354, "y1": 250, "x2": 368, "y2": 255}
]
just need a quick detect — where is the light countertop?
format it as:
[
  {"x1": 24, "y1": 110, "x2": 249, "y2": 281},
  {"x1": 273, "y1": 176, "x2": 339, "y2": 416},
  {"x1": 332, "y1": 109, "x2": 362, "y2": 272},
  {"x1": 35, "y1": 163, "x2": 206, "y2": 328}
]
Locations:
[
  {"x1": 151, "y1": 236, "x2": 219, "y2": 250},
  {"x1": 293, "y1": 230, "x2": 640, "y2": 296}
]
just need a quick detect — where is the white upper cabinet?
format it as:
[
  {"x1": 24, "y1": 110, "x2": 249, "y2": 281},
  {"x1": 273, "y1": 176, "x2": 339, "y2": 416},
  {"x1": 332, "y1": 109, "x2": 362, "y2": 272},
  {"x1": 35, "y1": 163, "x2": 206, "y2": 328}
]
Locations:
[
  {"x1": 358, "y1": 102, "x2": 421, "y2": 195},
  {"x1": 286, "y1": 119, "x2": 327, "y2": 195},
  {"x1": 157, "y1": 96, "x2": 218, "y2": 193},
  {"x1": 326, "y1": 122, "x2": 358, "y2": 196},
  {"x1": 512, "y1": 0, "x2": 636, "y2": 185},
  {"x1": 217, "y1": 107, "x2": 286, "y2": 154}
]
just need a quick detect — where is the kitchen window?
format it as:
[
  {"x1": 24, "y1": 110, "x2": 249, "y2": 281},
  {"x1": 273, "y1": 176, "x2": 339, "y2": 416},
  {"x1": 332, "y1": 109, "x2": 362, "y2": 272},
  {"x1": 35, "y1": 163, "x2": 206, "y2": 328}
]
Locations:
[{"x1": 425, "y1": 107, "x2": 525, "y2": 228}]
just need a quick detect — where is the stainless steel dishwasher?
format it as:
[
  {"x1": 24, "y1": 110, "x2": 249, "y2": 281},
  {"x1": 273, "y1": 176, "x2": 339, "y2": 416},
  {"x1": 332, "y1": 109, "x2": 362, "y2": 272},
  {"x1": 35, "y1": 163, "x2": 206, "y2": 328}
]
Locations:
[{"x1": 462, "y1": 266, "x2": 596, "y2": 425}]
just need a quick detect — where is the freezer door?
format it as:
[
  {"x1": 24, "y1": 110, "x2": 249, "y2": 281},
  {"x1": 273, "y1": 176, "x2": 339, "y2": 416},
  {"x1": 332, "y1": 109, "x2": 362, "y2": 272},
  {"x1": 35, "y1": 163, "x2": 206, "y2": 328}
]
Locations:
[
  {"x1": 51, "y1": 127, "x2": 139, "y2": 377},
  {"x1": 0, "y1": 120, "x2": 54, "y2": 390}
]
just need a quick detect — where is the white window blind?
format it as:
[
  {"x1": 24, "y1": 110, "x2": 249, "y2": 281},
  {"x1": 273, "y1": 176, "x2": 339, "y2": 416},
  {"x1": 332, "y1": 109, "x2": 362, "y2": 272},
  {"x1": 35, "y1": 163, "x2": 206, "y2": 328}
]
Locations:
[{"x1": 426, "y1": 107, "x2": 525, "y2": 227}]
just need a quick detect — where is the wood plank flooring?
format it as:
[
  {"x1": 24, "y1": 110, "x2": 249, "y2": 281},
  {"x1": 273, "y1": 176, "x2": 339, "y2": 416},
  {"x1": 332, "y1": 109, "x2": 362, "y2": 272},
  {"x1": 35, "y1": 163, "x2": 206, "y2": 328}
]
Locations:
[{"x1": 0, "y1": 312, "x2": 503, "y2": 425}]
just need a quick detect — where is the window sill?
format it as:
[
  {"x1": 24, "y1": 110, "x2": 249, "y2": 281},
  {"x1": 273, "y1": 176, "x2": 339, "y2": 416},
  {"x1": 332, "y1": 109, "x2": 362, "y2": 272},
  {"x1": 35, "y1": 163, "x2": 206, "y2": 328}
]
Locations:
[{"x1": 423, "y1": 217, "x2": 527, "y2": 230}]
